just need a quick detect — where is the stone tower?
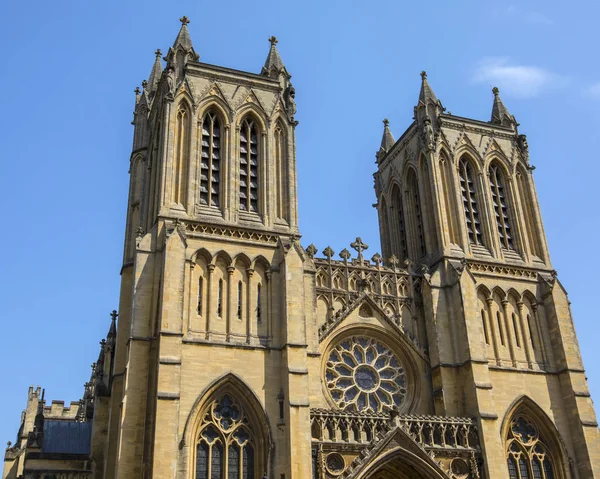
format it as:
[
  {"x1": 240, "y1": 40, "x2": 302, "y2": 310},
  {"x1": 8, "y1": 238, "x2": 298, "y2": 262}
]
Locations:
[
  {"x1": 373, "y1": 72, "x2": 600, "y2": 478},
  {"x1": 100, "y1": 18, "x2": 312, "y2": 479},
  {"x1": 4, "y1": 20, "x2": 600, "y2": 479}
]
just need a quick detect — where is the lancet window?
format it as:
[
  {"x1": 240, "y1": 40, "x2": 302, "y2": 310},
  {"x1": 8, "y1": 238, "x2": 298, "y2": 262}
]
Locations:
[
  {"x1": 274, "y1": 124, "x2": 289, "y2": 221},
  {"x1": 173, "y1": 104, "x2": 191, "y2": 207},
  {"x1": 195, "y1": 394, "x2": 256, "y2": 479},
  {"x1": 391, "y1": 185, "x2": 408, "y2": 262},
  {"x1": 489, "y1": 164, "x2": 514, "y2": 250},
  {"x1": 239, "y1": 118, "x2": 259, "y2": 213},
  {"x1": 200, "y1": 111, "x2": 222, "y2": 208},
  {"x1": 405, "y1": 170, "x2": 426, "y2": 259},
  {"x1": 459, "y1": 157, "x2": 484, "y2": 246},
  {"x1": 506, "y1": 415, "x2": 557, "y2": 479}
]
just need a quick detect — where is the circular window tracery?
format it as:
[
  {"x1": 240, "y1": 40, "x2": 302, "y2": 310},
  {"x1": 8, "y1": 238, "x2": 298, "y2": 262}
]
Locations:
[{"x1": 325, "y1": 336, "x2": 407, "y2": 412}]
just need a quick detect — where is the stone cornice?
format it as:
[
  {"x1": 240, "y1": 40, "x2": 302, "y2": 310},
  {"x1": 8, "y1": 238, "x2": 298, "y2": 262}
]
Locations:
[{"x1": 466, "y1": 260, "x2": 552, "y2": 280}]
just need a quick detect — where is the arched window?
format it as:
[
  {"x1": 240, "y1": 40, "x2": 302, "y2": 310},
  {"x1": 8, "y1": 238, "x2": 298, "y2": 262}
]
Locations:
[
  {"x1": 439, "y1": 153, "x2": 460, "y2": 245},
  {"x1": 506, "y1": 415, "x2": 557, "y2": 479},
  {"x1": 173, "y1": 104, "x2": 191, "y2": 207},
  {"x1": 489, "y1": 163, "x2": 514, "y2": 250},
  {"x1": 200, "y1": 111, "x2": 222, "y2": 208},
  {"x1": 195, "y1": 394, "x2": 256, "y2": 479},
  {"x1": 406, "y1": 169, "x2": 426, "y2": 259},
  {"x1": 197, "y1": 277, "x2": 203, "y2": 316},
  {"x1": 458, "y1": 157, "x2": 484, "y2": 246},
  {"x1": 391, "y1": 185, "x2": 408, "y2": 262},
  {"x1": 517, "y1": 168, "x2": 542, "y2": 258},
  {"x1": 239, "y1": 118, "x2": 259, "y2": 213},
  {"x1": 274, "y1": 124, "x2": 289, "y2": 221}
]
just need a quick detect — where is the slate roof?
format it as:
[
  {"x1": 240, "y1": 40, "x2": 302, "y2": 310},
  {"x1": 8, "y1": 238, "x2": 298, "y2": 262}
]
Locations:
[{"x1": 41, "y1": 420, "x2": 91, "y2": 455}]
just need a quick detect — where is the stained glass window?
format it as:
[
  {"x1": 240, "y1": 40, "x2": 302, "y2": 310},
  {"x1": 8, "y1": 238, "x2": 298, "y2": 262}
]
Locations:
[
  {"x1": 325, "y1": 336, "x2": 407, "y2": 412},
  {"x1": 195, "y1": 395, "x2": 257, "y2": 479}
]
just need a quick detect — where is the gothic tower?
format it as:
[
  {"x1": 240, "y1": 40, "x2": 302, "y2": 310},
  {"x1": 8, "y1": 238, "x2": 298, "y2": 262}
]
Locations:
[
  {"x1": 98, "y1": 18, "x2": 312, "y2": 478},
  {"x1": 374, "y1": 72, "x2": 600, "y2": 478}
]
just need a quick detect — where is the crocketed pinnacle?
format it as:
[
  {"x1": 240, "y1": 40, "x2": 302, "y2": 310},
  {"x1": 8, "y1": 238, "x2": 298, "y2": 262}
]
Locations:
[
  {"x1": 380, "y1": 119, "x2": 395, "y2": 151},
  {"x1": 262, "y1": 36, "x2": 285, "y2": 76},
  {"x1": 418, "y1": 71, "x2": 438, "y2": 105},
  {"x1": 490, "y1": 86, "x2": 515, "y2": 127},
  {"x1": 173, "y1": 16, "x2": 194, "y2": 51},
  {"x1": 147, "y1": 49, "x2": 163, "y2": 93}
]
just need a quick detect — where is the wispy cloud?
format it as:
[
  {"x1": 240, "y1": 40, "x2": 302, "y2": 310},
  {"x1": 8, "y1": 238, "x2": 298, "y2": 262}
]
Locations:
[
  {"x1": 585, "y1": 83, "x2": 600, "y2": 100},
  {"x1": 505, "y1": 5, "x2": 553, "y2": 25},
  {"x1": 473, "y1": 57, "x2": 566, "y2": 98}
]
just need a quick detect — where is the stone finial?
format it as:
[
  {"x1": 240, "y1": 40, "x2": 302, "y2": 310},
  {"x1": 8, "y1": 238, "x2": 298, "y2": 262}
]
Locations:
[
  {"x1": 155, "y1": 48, "x2": 162, "y2": 58},
  {"x1": 180, "y1": 15, "x2": 190, "y2": 25},
  {"x1": 420, "y1": 70, "x2": 427, "y2": 80},
  {"x1": 388, "y1": 255, "x2": 399, "y2": 269},
  {"x1": 350, "y1": 237, "x2": 369, "y2": 262},
  {"x1": 141, "y1": 80, "x2": 148, "y2": 90},
  {"x1": 339, "y1": 248, "x2": 351, "y2": 262},
  {"x1": 134, "y1": 86, "x2": 140, "y2": 95},
  {"x1": 268, "y1": 36, "x2": 278, "y2": 45},
  {"x1": 383, "y1": 118, "x2": 389, "y2": 126},
  {"x1": 371, "y1": 253, "x2": 382, "y2": 266},
  {"x1": 305, "y1": 244, "x2": 317, "y2": 259},
  {"x1": 492, "y1": 86, "x2": 500, "y2": 96},
  {"x1": 323, "y1": 246, "x2": 334, "y2": 260},
  {"x1": 110, "y1": 310, "x2": 118, "y2": 322}
]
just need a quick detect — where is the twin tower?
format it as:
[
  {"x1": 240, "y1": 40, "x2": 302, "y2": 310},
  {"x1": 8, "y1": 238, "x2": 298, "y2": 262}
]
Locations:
[{"x1": 6, "y1": 17, "x2": 600, "y2": 479}]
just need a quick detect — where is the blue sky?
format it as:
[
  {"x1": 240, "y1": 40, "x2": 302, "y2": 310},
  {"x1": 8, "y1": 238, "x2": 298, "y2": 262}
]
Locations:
[{"x1": 1, "y1": 0, "x2": 599, "y2": 444}]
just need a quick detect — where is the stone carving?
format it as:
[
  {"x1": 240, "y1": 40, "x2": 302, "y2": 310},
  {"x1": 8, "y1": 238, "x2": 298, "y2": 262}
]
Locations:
[
  {"x1": 165, "y1": 65, "x2": 175, "y2": 101},
  {"x1": 284, "y1": 85, "x2": 296, "y2": 118},
  {"x1": 421, "y1": 117, "x2": 435, "y2": 151},
  {"x1": 518, "y1": 134, "x2": 529, "y2": 161},
  {"x1": 306, "y1": 243, "x2": 318, "y2": 258}
]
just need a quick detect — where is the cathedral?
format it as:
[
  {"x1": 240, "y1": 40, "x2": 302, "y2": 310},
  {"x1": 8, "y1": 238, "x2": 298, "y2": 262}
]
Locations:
[{"x1": 4, "y1": 17, "x2": 600, "y2": 479}]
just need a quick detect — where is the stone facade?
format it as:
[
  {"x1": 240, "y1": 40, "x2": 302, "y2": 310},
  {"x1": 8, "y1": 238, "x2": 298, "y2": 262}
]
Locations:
[{"x1": 4, "y1": 18, "x2": 600, "y2": 479}]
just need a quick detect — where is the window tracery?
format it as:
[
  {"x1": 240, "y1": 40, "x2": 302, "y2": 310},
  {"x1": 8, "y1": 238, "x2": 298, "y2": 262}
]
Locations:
[
  {"x1": 458, "y1": 157, "x2": 484, "y2": 246},
  {"x1": 239, "y1": 118, "x2": 259, "y2": 213},
  {"x1": 195, "y1": 394, "x2": 256, "y2": 479},
  {"x1": 200, "y1": 111, "x2": 222, "y2": 208},
  {"x1": 325, "y1": 336, "x2": 407, "y2": 413},
  {"x1": 506, "y1": 416, "x2": 556, "y2": 479}
]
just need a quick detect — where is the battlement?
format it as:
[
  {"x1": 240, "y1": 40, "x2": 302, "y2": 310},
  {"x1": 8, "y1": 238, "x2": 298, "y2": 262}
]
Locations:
[{"x1": 43, "y1": 400, "x2": 81, "y2": 419}]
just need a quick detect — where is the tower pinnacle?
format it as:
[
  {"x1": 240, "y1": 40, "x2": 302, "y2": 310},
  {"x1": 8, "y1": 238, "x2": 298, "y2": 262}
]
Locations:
[
  {"x1": 147, "y1": 49, "x2": 163, "y2": 94},
  {"x1": 490, "y1": 86, "x2": 516, "y2": 127},
  {"x1": 380, "y1": 118, "x2": 395, "y2": 152},
  {"x1": 262, "y1": 36, "x2": 286, "y2": 77},
  {"x1": 418, "y1": 70, "x2": 438, "y2": 105}
]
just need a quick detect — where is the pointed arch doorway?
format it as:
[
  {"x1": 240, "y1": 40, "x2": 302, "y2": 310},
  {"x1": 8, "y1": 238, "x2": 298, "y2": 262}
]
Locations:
[{"x1": 354, "y1": 447, "x2": 449, "y2": 479}]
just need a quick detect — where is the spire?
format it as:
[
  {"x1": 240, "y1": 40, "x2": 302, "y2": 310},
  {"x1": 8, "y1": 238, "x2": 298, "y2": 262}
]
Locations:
[
  {"x1": 173, "y1": 16, "x2": 194, "y2": 51},
  {"x1": 262, "y1": 36, "x2": 286, "y2": 77},
  {"x1": 490, "y1": 87, "x2": 515, "y2": 127},
  {"x1": 147, "y1": 49, "x2": 163, "y2": 94},
  {"x1": 418, "y1": 71, "x2": 438, "y2": 105},
  {"x1": 380, "y1": 119, "x2": 395, "y2": 152}
]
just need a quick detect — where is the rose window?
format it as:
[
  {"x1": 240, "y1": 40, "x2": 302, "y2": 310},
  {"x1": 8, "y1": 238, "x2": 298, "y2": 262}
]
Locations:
[{"x1": 325, "y1": 336, "x2": 407, "y2": 412}]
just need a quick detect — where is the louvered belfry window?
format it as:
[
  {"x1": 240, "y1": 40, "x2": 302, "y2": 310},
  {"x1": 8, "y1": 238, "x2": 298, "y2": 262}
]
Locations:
[
  {"x1": 239, "y1": 118, "x2": 259, "y2": 213},
  {"x1": 200, "y1": 112, "x2": 221, "y2": 208},
  {"x1": 459, "y1": 157, "x2": 484, "y2": 246},
  {"x1": 489, "y1": 164, "x2": 514, "y2": 250}
]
